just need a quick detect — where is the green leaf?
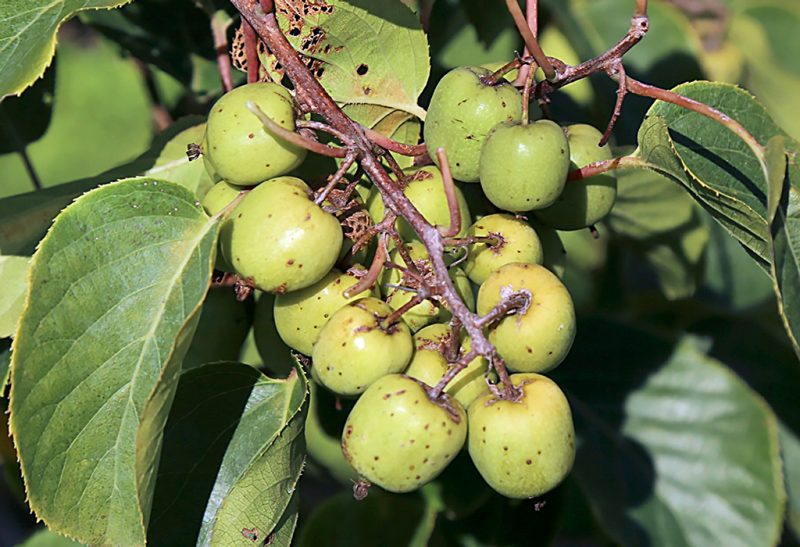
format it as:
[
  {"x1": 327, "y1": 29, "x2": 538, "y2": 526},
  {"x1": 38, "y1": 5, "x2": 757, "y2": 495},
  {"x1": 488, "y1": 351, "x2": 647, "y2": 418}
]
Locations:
[
  {"x1": 606, "y1": 168, "x2": 709, "y2": 299},
  {"x1": 765, "y1": 142, "x2": 800, "y2": 356},
  {"x1": 0, "y1": 255, "x2": 30, "y2": 338},
  {"x1": 0, "y1": 60, "x2": 55, "y2": 154},
  {"x1": 0, "y1": 0, "x2": 133, "y2": 98},
  {"x1": 277, "y1": 0, "x2": 429, "y2": 119},
  {"x1": 9, "y1": 178, "x2": 220, "y2": 545},
  {"x1": 554, "y1": 320, "x2": 785, "y2": 547},
  {"x1": 17, "y1": 529, "x2": 84, "y2": 547},
  {"x1": 730, "y1": 1, "x2": 800, "y2": 140},
  {"x1": 147, "y1": 362, "x2": 307, "y2": 546},
  {"x1": 0, "y1": 116, "x2": 206, "y2": 256},
  {"x1": 636, "y1": 81, "x2": 788, "y2": 269},
  {"x1": 780, "y1": 423, "x2": 800, "y2": 541}
]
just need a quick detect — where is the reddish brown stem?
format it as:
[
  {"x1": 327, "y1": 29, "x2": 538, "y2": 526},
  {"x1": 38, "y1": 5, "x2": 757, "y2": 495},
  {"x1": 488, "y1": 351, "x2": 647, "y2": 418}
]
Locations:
[
  {"x1": 475, "y1": 291, "x2": 531, "y2": 329},
  {"x1": 567, "y1": 155, "x2": 645, "y2": 181},
  {"x1": 242, "y1": 20, "x2": 260, "y2": 84},
  {"x1": 505, "y1": 0, "x2": 555, "y2": 80},
  {"x1": 246, "y1": 102, "x2": 349, "y2": 158},
  {"x1": 435, "y1": 148, "x2": 462, "y2": 237},
  {"x1": 363, "y1": 126, "x2": 427, "y2": 156},
  {"x1": 296, "y1": 119, "x2": 355, "y2": 147},
  {"x1": 211, "y1": 11, "x2": 234, "y2": 92},
  {"x1": 315, "y1": 151, "x2": 358, "y2": 205},
  {"x1": 344, "y1": 233, "x2": 388, "y2": 297},
  {"x1": 429, "y1": 349, "x2": 477, "y2": 399},
  {"x1": 600, "y1": 61, "x2": 627, "y2": 146},
  {"x1": 382, "y1": 293, "x2": 427, "y2": 328}
]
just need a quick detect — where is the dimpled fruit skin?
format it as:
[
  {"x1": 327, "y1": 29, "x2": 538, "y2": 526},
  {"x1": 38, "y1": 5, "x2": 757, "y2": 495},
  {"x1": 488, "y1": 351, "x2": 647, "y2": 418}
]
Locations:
[
  {"x1": 342, "y1": 374, "x2": 467, "y2": 492},
  {"x1": 274, "y1": 269, "x2": 375, "y2": 355},
  {"x1": 204, "y1": 82, "x2": 306, "y2": 185},
  {"x1": 479, "y1": 120, "x2": 570, "y2": 212},
  {"x1": 424, "y1": 66, "x2": 522, "y2": 182},
  {"x1": 535, "y1": 124, "x2": 617, "y2": 230},
  {"x1": 312, "y1": 297, "x2": 413, "y2": 396},
  {"x1": 477, "y1": 263, "x2": 575, "y2": 373},
  {"x1": 366, "y1": 166, "x2": 472, "y2": 240},
  {"x1": 465, "y1": 214, "x2": 544, "y2": 285},
  {"x1": 468, "y1": 373, "x2": 575, "y2": 499},
  {"x1": 220, "y1": 177, "x2": 342, "y2": 293}
]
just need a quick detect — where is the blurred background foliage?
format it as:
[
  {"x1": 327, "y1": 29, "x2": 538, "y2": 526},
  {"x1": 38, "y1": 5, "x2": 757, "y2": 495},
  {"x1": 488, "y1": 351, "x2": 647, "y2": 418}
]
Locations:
[{"x1": 1, "y1": 0, "x2": 799, "y2": 545}]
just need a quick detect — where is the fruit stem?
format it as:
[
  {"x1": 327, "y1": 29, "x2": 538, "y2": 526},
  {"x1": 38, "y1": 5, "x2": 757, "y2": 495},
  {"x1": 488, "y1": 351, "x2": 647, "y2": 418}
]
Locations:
[
  {"x1": 246, "y1": 102, "x2": 350, "y2": 158},
  {"x1": 435, "y1": 148, "x2": 462, "y2": 237},
  {"x1": 242, "y1": 20, "x2": 261, "y2": 84},
  {"x1": 521, "y1": 62, "x2": 536, "y2": 125},
  {"x1": 475, "y1": 291, "x2": 531, "y2": 329},
  {"x1": 566, "y1": 154, "x2": 646, "y2": 182},
  {"x1": 344, "y1": 232, "x2": 389, "y2": 298},
  {"x1": 362, "y1": 126, "x2": 428, "y2": 156},
  {"x1": 429, "y1": 349, "x2": 477, "y2": 399},
  {"x1": 504, "y1": 0, "x2": 556, "y2": 81},
  {"x1": 315, "y1": 151, "x2": 358, "y2": 205}
]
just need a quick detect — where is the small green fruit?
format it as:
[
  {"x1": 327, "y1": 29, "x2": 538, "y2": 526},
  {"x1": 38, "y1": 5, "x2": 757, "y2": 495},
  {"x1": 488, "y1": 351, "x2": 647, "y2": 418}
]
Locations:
[
  {"x1": 476, "y1": 263, "x2": 575, "y2": 373},
  {"x1": 202, "y1": 181, "x2": 243, "y2": 272},
  {"x1": 528, "y1": 218, "x2": 567, "y2": 278},
  {"x1": 479, "y1": 120, "x2": 570, "y2": 212},
  {"x1": 274, "y1": 268, "x2": 375, "y2": 355},
  {"x1": 425, "y1": 66, "x2": 522, "y2": 182},
  {"x1": 366, "y1": 166, "x2": 472, "y2": 241},
  {"x1": 220, "y1": 177, "x2": 343, "y2": 293},
  {"x1": 464, "y1": 214, "x2": 543, "y2": 285},
  {"x1": 535, "y1": 124, "x2": 617, "y2": 230},
  {"x1": 312, "y1": 297, "x2": 413, "y2": 396},
  {"x1": 468, "y1": 373, "x2": 575, "y2": 498},
  {"x1": 406, "y1": 325, "x2": 492, "y2": 408},
  {"x1": 342, "y1": 374, "x2": 467, "y2": 492},
  {"x1": 204, "y1": 82, "x2": 306, "y2": 185}
]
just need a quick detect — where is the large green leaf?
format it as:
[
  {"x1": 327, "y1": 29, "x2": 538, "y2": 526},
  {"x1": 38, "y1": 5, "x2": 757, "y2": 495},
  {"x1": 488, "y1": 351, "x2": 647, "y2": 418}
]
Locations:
[
  {"x1": 0, "y1": 116, "x2": 206, "y2": 257},
  {"x1": 766, "y1": 142, "x2": 800, "y2": 355},
  {"x1": 276, "y1": 0, "x2": 429, "y2": 119},
  {"x1": 553, "y1": 320, "x2": 785, "y2": 547},
  {"x1": 781, "y1": 424, "x2": 800, "y2": 541},
  {"x1": 9, "y1": 178, "x2": 220, "y2": 544},
  {"x1": 147, "y1": 362, "x2": 307, "y2": 546},
  {"x1": 17, "y1": 529, "x2": 83, "y2": 547},
  {"x1": 636, "y1": 82, "x2": 784, "y2": 267},
  {"x1": 0, "y1": 255, "x2": 30, "y2": 338},
  {"x1": 606, "y1": 168, "x2": 709, "y2": 299},
  {"x1": 0, "y1": 0, "x2": 132, "y2": 98}
]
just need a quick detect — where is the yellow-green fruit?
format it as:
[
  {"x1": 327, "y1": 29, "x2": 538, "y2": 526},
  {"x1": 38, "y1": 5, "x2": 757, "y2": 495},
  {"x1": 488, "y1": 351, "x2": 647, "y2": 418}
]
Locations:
[
  {"x1": 535, "y1": 124, "x2": 617, "y2": 230},
  {"x1": 201, "y1": 181, "x2": 243, "y2": 272},
  {"x1": 477, "y1": 263, "x2": 575, "y2": 373},
  {"x1": 342, "y1": 374, "x2": 467, "y2": 492},
  {"x1": 464, "y1": 214, "x2": 544, "y2": 285},
  {"x1": 220, "y1": 177, "x2": 343, "y2": 293},
  {"x1": 273, "y1": 268, "x2": 375, "y2": 355},
  {"x1": 425, "y1": 66, "x2": 523, "y2": 182},
  {"x1": 406, "y1": 328, "x2": 492, "y2": 408},
  {"x1": 380, "y1": 241, "x2": 474, "y2": 332},
  {"x1": 479, "y1": 120, "x2": 571, "y2": 212},
  {"x1": 366, "y1": 166, "x2": 472, "y2": 240},
  {"x1": 204, "y1": 82, "x2": 306, "y2": 185},
  {"x1": 468, "y1": 373, "x2": 575, "y2": 498},
  {"x1": 312, "y1": 297, "x2": 413, "y2": 396},
  {"x1": 252, "y1": 292, "x2": 295, "y2": 377}
]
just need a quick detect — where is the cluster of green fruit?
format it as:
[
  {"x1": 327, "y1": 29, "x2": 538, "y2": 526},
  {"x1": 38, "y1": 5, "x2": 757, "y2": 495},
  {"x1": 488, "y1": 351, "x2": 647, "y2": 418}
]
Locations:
[{"x1": 195, "y1": 67, "x2": 617, "y2": 499}]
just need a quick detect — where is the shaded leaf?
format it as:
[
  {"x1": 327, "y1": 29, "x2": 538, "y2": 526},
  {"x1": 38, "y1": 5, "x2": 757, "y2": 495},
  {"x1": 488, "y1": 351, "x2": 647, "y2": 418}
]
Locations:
[
  {"x1": 766, "y1": 143, "x2": 800, "y2": 356},
  {"x1": 781, "y1": 424, "x2": 800, "y2": 541},
  {"x1": 147, "y1": 362, "x2": 307, "y2": 546},
  {"x1": 9, "y1": 178, "x2": 220, "y2": 544},
  {"x1": 0, "y1": 0, "x2": 132, "y2": 97},
  {"x1": 0, "y1": 116, "x2": 205, "y2": 256},
  {"x1": 636, "y1": 81, "x2": 787, "y2": 269},
  {"x1": 0, "y1": 255, "x2": 30, "y2": 338},
  {"x1": 0, "y1": 338, "x2": 10, "y2": 389},
  {"x1": 276, "y1": 0, "x2": 429, "y2": 119},
  {"x1": 16, "y1": 529, "x2": 83, "y2": 547},
  {"x1": 606, "y1": 168, "x2": 708, "y2": 299},
  {"x1": 0, "y1": 60, "x2": 56, "y2": 154},
  {"x1": 554, "y1": 320, "x2": 785, "y2": 547}
]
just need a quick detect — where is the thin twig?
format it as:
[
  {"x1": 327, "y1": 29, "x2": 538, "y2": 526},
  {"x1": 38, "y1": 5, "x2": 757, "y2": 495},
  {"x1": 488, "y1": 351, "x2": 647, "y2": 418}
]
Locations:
[
  {"x1": 435, "y1": 148, "x2": 462, "y2": 237},
  {"x1": 363, "y1": 126, "x2": 427, "y2": 156},
  {"x1": 567, "y1": 155, "x2": 646, "y2": 181},
  {"x1": 505, "y1": 0, "x2": 555, "y2": 80},
  {"x1": 315, "y1": 151, "x2": 358, "y2": 205},
  {"x1": 600, "y1": 61, "x2": 627, "y2": 146},
  {"x1": 210, "y1": 10, "x2": 234, "y2": 92},
  {"x1": 242, "y1": 20, "x2": 260, "y2": 84},
  {"x1": 246, "y1": 102, "x2": 350, "y2": 158}
]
